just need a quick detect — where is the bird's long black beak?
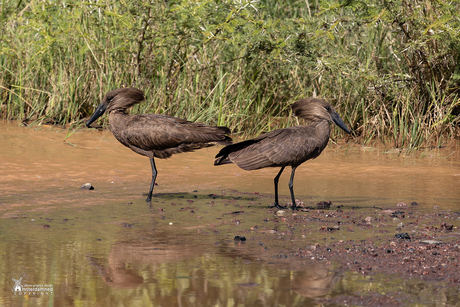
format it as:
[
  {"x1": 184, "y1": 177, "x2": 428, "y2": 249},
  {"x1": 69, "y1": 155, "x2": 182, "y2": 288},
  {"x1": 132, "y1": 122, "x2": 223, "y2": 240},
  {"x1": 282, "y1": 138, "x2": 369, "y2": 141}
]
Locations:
[
  {"x1": 331, "y1": 112, "x2": 351, "y2": 134},
  {"x1": 86, "y1": 102, "x2": 107, "y2": 127}
]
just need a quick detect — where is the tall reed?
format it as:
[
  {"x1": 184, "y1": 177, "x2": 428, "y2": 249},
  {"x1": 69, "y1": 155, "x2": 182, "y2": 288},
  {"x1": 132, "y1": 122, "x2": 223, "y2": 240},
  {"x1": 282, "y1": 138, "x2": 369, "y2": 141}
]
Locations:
[{"x1": 0, "y1": 0, "x2": 459, "y2": 151}]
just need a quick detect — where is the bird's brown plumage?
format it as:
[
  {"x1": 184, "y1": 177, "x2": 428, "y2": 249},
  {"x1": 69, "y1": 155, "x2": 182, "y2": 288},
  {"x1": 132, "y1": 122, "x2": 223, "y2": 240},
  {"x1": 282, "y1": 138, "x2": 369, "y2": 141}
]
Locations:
[
  {"x1": 214, "y1": 97, "x2": 351, "y2": 210},
  {"x1": 87, "y1": 87, "x2": 232, "y2": 201}
]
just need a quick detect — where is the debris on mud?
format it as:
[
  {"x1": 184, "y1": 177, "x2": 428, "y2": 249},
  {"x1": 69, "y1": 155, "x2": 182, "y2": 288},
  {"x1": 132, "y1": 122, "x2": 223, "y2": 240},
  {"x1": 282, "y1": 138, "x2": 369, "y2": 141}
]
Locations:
[
  {"x1": 234, "y1": 235, "x2": 247, "y2": 242},
  {"x1": 80, "y1": 183, "x2": 94, "y2": 190},
  {"x1": 272, "y1": 204, "x2": 460, "y2": 284}
]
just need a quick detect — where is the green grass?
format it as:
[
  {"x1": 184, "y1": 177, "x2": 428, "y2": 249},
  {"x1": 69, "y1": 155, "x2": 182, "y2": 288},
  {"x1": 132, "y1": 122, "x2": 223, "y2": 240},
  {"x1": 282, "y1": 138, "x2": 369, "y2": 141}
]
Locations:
[{"x1": 1, "y1": 0, "x2": 459, "y2": 152}]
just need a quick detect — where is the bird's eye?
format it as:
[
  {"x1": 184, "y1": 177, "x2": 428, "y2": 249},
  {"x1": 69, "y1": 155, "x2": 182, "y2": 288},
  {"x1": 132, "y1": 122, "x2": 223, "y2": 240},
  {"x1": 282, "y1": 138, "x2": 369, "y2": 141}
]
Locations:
[
  {"x1": 325, "y1": 106, "x2": 331, "y2": 111},
  {"x1": 107, "y1": 96, "x2": 113, "y2": 101}
]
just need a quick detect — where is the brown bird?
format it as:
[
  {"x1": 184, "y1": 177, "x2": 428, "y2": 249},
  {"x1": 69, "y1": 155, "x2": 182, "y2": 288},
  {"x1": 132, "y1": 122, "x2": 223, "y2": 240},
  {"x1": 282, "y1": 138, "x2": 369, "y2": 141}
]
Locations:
[
  {"x1": 214, "y1": 98, "x2": 351, "y2": 210},
  {"x1": 86, "y1": 87, "x2": 232, "y2": 202}
]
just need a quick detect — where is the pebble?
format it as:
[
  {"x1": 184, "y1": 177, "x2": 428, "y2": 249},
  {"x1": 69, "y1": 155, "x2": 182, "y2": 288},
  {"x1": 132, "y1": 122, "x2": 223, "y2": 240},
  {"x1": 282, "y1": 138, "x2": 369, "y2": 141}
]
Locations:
[
  {"x1": 276, "y1": 210, "x2": 286, "y2": 216},
  {"x1": 395, "y1": 233, "x2": 411, "y2": 240},
  {"x1": 80, "y1": 183, "x2": 94, "y2": 190},
  {"x1": 419, "y1": 240, "x2": 442, "y2": 245}
]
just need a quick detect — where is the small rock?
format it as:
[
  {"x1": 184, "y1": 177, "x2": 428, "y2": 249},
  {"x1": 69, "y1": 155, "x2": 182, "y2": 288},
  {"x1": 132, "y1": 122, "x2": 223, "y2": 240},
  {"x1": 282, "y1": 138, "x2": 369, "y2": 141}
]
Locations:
[
  {"x1": 397, "y1": 202, "x2": 407, "y2": 207},
  {"x1": 294, "y1": 199, "x2": 305, "y2": 207},
  {"x1": 395, "y1": 233, "x2": 411, "y2": 240},
  {"x1": 410, "y1": 202, "x2": 419, "y2": 206},
  {"x1": 80, "y1": 183, "x2": 94, "y2": 190},
  {"x1": 420, "y1": 240, "x2": 442, "y2": 245},
  {"x1": 316, "y1": 201, "x2": 332, "y2": 209},
  {"x1": 320, "y1": 225, "x2": 340, "y2": 231},
  {"x1": 441, "y1": 222, "x2": 453, "y2": 231},
  {"x1": 234, "y1": 236, "x2": 246, "y2": 242},
  {"x1": 276, "y1": 210, "x2": 286, "y2": 216}
]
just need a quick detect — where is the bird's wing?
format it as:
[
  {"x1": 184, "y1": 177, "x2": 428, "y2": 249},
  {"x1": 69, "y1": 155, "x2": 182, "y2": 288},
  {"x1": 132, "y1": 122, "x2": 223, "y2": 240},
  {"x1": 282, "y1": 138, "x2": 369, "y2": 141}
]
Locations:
[
  {"x1": 227, "y1": 127, "x2": 321, "y2": 170},
  {"x1": 122, "y1": 114, "x2": 228, "y2": 151}
]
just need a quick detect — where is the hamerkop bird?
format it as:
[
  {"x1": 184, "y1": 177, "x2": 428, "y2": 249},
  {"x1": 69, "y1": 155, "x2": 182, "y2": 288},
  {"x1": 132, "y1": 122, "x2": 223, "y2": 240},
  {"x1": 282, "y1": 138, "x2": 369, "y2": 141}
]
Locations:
[
  {"x1": 214, "y1": 98, "x2": 351, "y2": 210},
  {"x1": 86, "y1": 87, "x2": 232, "y2": 202}
]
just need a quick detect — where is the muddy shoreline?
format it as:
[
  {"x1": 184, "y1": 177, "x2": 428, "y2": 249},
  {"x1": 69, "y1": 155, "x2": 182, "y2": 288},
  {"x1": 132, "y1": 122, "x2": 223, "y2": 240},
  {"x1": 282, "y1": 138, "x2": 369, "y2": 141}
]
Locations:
[
  {"x1": 260, "y1": 199, "x2": 460, "y2": 306},
  {"x1": 2, "y1": 123, "x2": 460, "y2": 306}
]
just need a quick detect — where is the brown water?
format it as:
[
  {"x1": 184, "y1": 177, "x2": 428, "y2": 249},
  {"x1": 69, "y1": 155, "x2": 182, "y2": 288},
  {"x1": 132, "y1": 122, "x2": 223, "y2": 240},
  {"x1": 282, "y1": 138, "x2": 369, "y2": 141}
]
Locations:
[{"x1": 1, "y1": 121, "x2": 460, "y2": 306}]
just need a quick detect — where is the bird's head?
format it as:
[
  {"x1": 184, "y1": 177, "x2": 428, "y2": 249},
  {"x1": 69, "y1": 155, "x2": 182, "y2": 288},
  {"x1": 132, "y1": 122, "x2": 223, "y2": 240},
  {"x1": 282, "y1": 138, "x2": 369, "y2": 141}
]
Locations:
[
  {"x1": 291, "y1": 98, "x2": 351, "y2": 134},
  {"x1": 86, "y1": 88, "x2": 145, "y2": 127}
]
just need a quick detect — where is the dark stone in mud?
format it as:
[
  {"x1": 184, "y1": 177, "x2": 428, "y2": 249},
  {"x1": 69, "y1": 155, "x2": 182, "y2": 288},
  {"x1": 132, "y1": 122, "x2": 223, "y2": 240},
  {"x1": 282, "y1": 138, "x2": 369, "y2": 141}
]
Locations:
[
  {"x1": 390, "y1": 211, "x2": 405, "y2": 218},
  {"x1": 410, "y1": 201, "x2": 419, "y2": 206},
  {"x1": 316, "y1": 200, "x2": 332, "y2": 209},
  {"x1": 441, "y1": 222, "x2": 453, "y2": 231},
  {"x1": 43, "y1": 224, "x2": 50, "y2": 228},
  {"x1": 234, "y1": 236, "x2": 246, "y2": 242},
  {"x1": 395, "y1": 233, "x2": 411, "y2": 240},
  {"x1": 320, "y1": 225, "x2": 340, "y2": 231},
  {"x1": 80, "y1": 183, "x2": 94, "y2": 190}
]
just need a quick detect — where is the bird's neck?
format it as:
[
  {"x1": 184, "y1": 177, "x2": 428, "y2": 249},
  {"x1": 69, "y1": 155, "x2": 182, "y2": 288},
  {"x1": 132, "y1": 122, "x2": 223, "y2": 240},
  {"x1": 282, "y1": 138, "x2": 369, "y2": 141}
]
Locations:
[
  {"x1": 108, "y1": 112, "x2": 131, "y2": 146},
  {"x1": 313, "y1": 120, "x2": 331, "y2": 148}
]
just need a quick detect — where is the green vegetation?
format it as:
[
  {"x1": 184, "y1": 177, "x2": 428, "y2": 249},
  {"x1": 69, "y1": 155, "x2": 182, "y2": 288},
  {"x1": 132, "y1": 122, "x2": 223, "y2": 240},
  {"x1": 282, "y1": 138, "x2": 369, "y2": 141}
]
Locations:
[{"x1": 1, "y1": 0, "x2": 459, "y2": 150}]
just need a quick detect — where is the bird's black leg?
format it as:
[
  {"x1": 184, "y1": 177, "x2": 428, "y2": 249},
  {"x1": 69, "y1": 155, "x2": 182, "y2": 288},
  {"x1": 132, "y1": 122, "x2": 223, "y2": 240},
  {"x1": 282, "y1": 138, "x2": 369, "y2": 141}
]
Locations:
[
  {"x1": 146, "y1": 158, "x2": 157, "y2": 202},
  {"x1": 288, "y1": 166, "x2": 298, "y2": 210},
  {"x1": 272, "y1": 167, "x2": 285, "y2": 209}
]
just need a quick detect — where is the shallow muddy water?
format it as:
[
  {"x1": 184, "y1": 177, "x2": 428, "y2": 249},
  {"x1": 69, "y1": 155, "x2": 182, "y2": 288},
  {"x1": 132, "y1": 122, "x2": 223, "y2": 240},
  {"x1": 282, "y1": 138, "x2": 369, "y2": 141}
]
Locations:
[{"x1": 1, "y1": 121, "x2": 460, "y2": 306}]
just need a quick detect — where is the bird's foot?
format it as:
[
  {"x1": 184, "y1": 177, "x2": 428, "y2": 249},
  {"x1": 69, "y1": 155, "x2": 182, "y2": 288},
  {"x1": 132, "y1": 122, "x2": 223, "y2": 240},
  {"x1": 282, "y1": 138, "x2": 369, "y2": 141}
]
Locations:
[
  {"x1": 145, "y1": 192, "x2": 154, "y2": 202},
  {"x1": 289, "y1": 199, "x2": 304, "y2": 211},
  {"x1": 270, "y1": 203, "x2": 287, "y2": 210}
]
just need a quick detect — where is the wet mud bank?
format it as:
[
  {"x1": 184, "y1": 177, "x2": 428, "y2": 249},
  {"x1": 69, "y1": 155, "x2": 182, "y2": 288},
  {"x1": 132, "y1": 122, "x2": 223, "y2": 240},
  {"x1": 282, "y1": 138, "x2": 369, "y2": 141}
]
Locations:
[
  {"x1": 270, "y1": 203, "x2": 460, "y2": 278},
  {"x1": 2, "y1": 122, "x2": 460, "y2": 306},
  {"x1": 149, "y1": 188, "x2": 460, "y2": 306}
]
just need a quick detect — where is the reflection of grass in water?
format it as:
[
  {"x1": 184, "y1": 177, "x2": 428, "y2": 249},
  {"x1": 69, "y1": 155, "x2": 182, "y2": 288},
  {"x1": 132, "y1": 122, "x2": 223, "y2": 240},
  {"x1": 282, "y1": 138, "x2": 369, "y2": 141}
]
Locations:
[{"x1": 1, "y1": 189, "x2": 459, "y2": 305}]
